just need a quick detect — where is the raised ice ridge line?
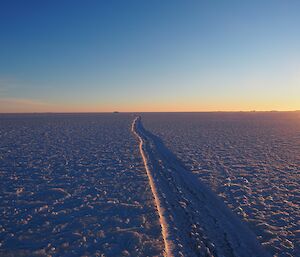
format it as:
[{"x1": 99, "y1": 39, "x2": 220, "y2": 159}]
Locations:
[{"x1": 132, "y1": 116, "x2": 270, "y2": 257}]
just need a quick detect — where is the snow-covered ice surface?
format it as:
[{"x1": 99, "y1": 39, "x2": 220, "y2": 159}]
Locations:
[
  {"x1": 143, "y1": 112, "x2": 300, "y2": 257},
  {"x1": 133, "y1": 116, "x2": 269, "y2": 257},
  {"x1": 1, "y1": 112, "x2": 299, "y2": 257},
  {"x1": 0, "y1": 114, "x2": 164, "y2": 256}
]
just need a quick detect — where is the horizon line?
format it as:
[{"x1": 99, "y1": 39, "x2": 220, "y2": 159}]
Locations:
[{"x1": 1, "y1": 110, "x2": 299, "y2": 115}]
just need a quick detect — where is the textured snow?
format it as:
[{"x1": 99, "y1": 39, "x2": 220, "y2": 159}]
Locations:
[
  {"x1": 1, "y1": 112, "x2": 299, "y2": 257},
  {"x1": 143, "y1": 112, "x2": 300, "y2": 257},
  {"x1": 133, "y1": 116, "x2": 269, "y2": 257},
  {"x1": 0, "y1": 114, "x2": 164, "y2": 256}
]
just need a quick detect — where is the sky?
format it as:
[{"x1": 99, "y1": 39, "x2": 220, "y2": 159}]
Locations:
[{"x1": 0, "y1": 0, "x2": 299, "y2": 112}]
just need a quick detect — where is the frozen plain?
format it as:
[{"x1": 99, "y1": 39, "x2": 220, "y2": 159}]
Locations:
[
  {"x1": 0, "y1": 114, "x2": 163, "y2": 256},
  {"x1": 0, "y1": 112, "x2": 299, "y2": 257},
  {"x1": 132, "y1": 116, "x2": 268, "y2": 257},
  {"x1": 143, "y1": 112, "x2": 300, "y2": 257}
]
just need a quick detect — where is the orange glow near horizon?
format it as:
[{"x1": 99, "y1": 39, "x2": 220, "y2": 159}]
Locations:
[{"x1": 0, "y1": 97, "x2": 299, "y2": 113}]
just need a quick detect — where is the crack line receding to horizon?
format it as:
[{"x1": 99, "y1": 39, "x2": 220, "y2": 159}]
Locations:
[{"x1": 131, "y1": 116, "x2": 269, "y2": 257}]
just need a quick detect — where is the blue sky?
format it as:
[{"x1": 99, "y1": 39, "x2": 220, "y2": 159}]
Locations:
[{"x1": 0, "y1": 0, "x2": 299, "y2": 112}]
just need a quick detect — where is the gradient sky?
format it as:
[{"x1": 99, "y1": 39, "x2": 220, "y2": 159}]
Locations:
[{"x1": 0, "y1": 0, "x2": 299, "y2": 112}]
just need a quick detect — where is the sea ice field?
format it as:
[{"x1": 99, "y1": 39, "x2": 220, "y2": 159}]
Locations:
[
  {"x1": 0, "y1": 112, "x2": 299, "y2": 257},
  {"x1": 143, "y1": 112, "x2": 300, "y2": 257},
  {"x1": 0, "y1": 114, "x2": 163, "y2": 256}
]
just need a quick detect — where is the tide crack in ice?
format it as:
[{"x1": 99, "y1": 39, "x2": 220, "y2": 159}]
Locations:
[
  {"x1": 132, "y1": 116, "x2": 270, "y2": 257},
  {"x1": 132, "y1": 117, "x2": 174, "y2": 257}
]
